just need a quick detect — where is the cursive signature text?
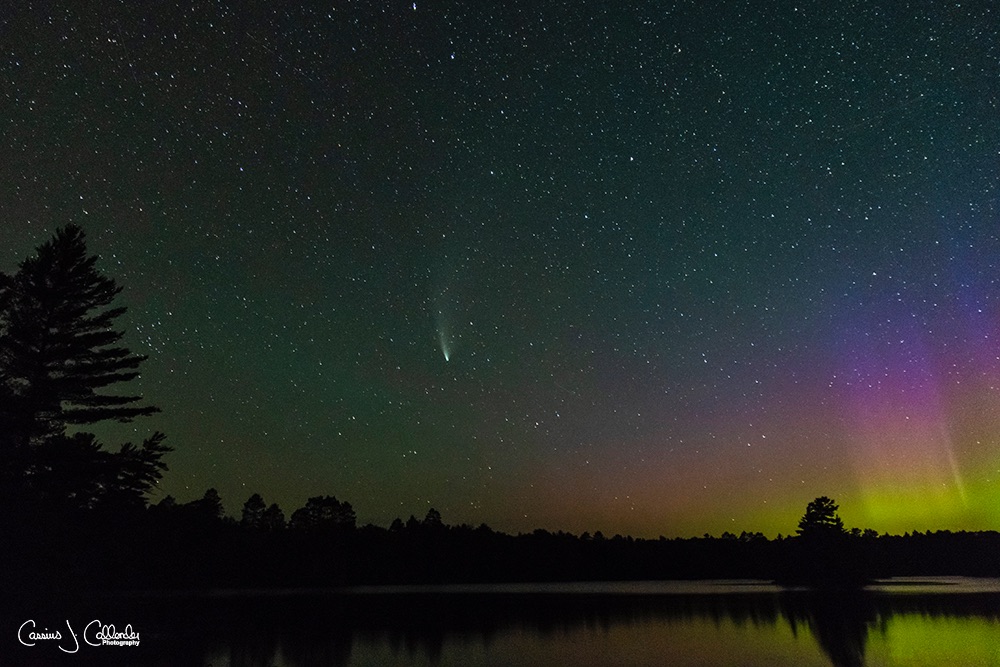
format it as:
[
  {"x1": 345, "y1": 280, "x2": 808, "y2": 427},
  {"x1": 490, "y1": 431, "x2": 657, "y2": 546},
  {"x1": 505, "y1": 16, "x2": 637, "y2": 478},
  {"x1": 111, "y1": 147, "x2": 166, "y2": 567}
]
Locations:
[
  {"x1": 18, "y1": 620, "x2": 80, "y2": 653},
  {"x1": 18, "y1": 618, "x2": 140, "y2": 651},
  {"x1": 85, "y1": 620, "x2": 140, "y2": 646}
]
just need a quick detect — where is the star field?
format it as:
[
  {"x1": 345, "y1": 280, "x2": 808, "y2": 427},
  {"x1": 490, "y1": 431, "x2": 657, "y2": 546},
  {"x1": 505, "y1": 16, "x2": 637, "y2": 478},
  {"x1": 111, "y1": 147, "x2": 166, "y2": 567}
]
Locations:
[{"x1": 2, "y1": 0, "x2": 999, "y2": 537}]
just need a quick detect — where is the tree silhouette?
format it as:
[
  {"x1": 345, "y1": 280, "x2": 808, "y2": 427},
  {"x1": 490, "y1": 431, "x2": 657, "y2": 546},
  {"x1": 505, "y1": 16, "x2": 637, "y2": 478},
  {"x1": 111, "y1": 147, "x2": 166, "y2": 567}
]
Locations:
[
  {"x1": 787, "y1": 497, "x2": 870, "y2": 588},
  {"x1": 103, "y1": 433, "x2": 171, "y2": 508},
  {"x1": 188, "y1": 488, "x2": 225, "y2": 520},
  {"x1": 240, "y1": 495, "x2": 285, "y2": 531},
  {"x1": 241, "y1": 493, "x2": 267, "y2": 528},
  {"x1": 423, "y1": 507, "x2": 444, "y2": 529},
  {"x1": 0, "y1": 225, "x2": 158, "y2": 446},
  {"x1": 0, "y1": 225, "x2": 168, "y2": 507},
  {"x1": 289, "y1": 495, "x2": 356, "y2": 531},
  {"x1": 261, "y1": 503, "x2": 286, "y2": 531},
  {"x1": 797, "y1": 496, "x2": 845, "y2": 539}
]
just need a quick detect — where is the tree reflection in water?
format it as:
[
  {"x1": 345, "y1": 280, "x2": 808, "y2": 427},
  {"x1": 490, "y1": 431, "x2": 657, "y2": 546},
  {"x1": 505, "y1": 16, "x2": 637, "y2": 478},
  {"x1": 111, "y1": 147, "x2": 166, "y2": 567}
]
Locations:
[{"x1": 16, "y1": 583, "x2": 997, "y2": 666}]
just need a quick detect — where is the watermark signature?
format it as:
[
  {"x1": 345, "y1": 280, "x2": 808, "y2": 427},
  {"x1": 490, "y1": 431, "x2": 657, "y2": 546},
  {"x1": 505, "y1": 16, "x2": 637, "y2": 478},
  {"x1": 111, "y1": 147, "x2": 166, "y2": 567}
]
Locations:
[{"x1": 18, "y1": 619, "x2": 140, "y2": 653}]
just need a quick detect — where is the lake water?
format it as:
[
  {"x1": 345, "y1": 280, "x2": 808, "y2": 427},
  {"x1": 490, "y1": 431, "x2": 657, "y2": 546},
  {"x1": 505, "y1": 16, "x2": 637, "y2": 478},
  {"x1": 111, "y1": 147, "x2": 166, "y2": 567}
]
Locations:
[{"x1": 10, "y1": 578, "x2": 1000, "y2": 666}]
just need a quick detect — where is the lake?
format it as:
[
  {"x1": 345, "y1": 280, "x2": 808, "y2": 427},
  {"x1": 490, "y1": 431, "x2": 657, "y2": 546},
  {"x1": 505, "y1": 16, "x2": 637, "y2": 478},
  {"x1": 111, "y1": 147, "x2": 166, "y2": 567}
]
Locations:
[{"x1": 9, "y1": 578, "x2": 1000, "y2": 666}]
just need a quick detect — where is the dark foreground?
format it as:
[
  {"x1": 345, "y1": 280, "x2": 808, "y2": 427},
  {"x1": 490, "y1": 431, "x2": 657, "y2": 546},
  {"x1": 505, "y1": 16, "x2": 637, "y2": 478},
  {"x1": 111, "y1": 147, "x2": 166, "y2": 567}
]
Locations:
[{"x1": 7, "y1": 503, "x2": 1000, "y2": 594}]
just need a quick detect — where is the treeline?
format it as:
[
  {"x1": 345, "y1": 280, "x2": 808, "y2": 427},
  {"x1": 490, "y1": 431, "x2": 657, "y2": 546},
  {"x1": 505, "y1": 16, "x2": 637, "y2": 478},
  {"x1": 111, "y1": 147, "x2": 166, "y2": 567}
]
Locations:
[
  {"x1": 143, "y1": 492, "x2": 1000, "y2": 587},
  {"x1": 8, "y1": 486, "x2": 1000, "y2": 593},
  {"x1": 151, "y1": 491, "x2": 1000, "y2": 587}
]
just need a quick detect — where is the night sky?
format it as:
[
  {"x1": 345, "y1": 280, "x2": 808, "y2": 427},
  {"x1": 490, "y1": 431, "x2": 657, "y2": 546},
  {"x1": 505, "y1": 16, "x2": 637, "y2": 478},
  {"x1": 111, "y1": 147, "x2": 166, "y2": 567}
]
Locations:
[{"x1": 3, "y1": 0, "x2": 998, "y2": 538}]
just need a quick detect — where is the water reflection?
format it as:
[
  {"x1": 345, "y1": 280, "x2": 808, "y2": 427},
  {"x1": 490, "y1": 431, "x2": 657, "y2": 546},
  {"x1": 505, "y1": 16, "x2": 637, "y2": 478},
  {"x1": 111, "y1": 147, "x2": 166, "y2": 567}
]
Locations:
[{"x1": 12, "y1": 580, "x2": 1000, "y2": 666}]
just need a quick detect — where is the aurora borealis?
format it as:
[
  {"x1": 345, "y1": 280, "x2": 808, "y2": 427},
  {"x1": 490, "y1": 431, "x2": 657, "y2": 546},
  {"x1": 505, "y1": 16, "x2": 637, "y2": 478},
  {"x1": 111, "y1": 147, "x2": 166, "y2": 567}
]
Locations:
[{"x1": 2, "y1": 0, "x2": 998, "y2": 538}]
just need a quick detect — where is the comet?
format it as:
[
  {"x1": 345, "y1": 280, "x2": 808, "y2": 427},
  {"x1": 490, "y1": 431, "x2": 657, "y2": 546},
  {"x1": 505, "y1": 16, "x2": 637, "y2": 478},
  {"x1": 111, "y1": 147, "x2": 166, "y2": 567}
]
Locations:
[{"x1": 438, "y1": 324, "x2": 451, "y2": 361}]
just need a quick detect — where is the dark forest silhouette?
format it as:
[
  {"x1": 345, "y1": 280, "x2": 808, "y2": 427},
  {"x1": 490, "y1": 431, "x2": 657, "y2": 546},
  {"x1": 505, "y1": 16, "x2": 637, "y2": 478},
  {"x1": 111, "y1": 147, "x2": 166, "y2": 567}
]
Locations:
[{"x1": 3, "y1": 226, "x2": 1000, "y2": 595}]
